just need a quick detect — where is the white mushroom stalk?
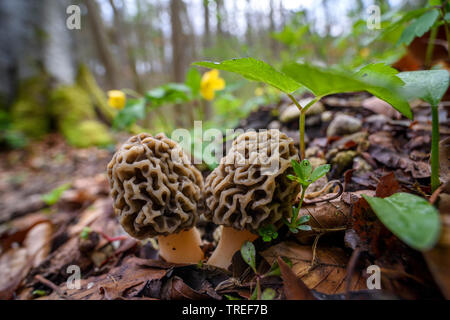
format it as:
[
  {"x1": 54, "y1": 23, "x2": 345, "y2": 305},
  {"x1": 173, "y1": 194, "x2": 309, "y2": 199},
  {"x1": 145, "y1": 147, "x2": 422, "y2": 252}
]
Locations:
[
  {"x1": 204, "y1": 130, "x2": 300, "y2": 269},
  {"x1": 158, "y1": 228, "x2": 204, "y2": 264},
  {"x1": 207, "y1": 226, "x2": 258, "y2": 269}
]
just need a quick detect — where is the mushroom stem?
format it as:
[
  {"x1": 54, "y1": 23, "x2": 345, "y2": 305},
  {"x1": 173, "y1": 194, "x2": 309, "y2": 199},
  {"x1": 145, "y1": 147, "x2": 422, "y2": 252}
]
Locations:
[
  {"x1": 207, "y1": 226, "x2": 259, "y2": 269},
  {"x1": 157, "y1": 228, "x2": 204, "y2": 264}
]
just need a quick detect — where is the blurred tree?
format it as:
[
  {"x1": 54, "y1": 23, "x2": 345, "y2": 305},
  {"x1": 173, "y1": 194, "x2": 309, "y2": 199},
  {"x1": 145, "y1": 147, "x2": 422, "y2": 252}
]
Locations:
[
  {"x1": 84, "y1": 0, "x2": 120, "y2": 89},
  {"x1": 108, "y1": 0, "x2": 143, "y2": 93},
  {"x1": 204, "y1": 0, "x2": 211, "y2": 48}
]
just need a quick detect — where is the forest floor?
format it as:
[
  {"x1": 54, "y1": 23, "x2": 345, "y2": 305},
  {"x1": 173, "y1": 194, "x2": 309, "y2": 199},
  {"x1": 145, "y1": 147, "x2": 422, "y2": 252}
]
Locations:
[{"x1": 0, "y1": 92, "x2": 449, "y2": 300}]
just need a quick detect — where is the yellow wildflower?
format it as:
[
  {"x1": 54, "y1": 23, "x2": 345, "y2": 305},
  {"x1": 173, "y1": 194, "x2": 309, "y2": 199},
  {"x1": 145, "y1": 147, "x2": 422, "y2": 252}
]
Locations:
[
  {"x1": 359, "y1": 48, "x2": 370, "y2": 58},
  {"x1": 254, "y1": 87, "x2": 264, "y2": 96},
  {"x1": 108, "y1": 90, "x2": 126, "y2": 110},
  {"x1": 200, "y1": 69, "x2": 225, "y2": 101}
]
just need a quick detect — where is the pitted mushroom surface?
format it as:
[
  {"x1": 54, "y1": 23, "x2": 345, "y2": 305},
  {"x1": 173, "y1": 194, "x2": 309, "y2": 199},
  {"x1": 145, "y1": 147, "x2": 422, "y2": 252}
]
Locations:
[
  {"x1": 204, "y1": 129, "x2": 300, "y2": 232},
  {"x1": 107, "y1": 133, "x2": 203, "y2": 238}
]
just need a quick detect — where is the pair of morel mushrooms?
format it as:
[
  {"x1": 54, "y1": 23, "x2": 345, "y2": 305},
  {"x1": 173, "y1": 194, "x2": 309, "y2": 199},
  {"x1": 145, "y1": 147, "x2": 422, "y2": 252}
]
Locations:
[{"x1": 107, "y1": 129, "x2": 300, "y2": 269}]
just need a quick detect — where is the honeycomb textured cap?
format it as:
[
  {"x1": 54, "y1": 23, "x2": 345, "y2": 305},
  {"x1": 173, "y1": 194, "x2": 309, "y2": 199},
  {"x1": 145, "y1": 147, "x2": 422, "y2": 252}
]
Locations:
[
  {"x1": 107, "y1": 133, "x2": 203, "y2": 238},
  {"x1": 204, "y1": 129, "x2": 300, "y2": 232}
]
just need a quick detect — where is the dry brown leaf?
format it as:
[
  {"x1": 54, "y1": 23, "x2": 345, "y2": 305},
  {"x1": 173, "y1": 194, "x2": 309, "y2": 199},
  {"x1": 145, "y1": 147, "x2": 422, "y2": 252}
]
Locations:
[
  {"x1": 23, "y1": 222, "x2": 53, "y2": 267},
  {"x1": 423, "y1": 182, "x2": 450, "y2": 299},
  {"x1": 295, "y1": 196, "x2": 350, "y2": 243},
  {"x1": 0, "y1": 213, "x2": 50, "y2": 252},
  {"x1": 46, "y1": 256, "x2": 167, "y2": 300},
  {"x1": 0, "y1": 248, "x2": 30, "y2": 299},
  {"x1": 277, "y1": 257, "x2": 315, "y2": 300},
  {"x1": 261, "y1": 242, "x2": 367, "y2": 295}
]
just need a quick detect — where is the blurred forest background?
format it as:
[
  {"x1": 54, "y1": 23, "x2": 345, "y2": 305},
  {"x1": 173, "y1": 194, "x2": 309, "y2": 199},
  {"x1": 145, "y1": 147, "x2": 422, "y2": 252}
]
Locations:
[{"x1": 0, "y1": 0, "x2": 438, "y2": 150}]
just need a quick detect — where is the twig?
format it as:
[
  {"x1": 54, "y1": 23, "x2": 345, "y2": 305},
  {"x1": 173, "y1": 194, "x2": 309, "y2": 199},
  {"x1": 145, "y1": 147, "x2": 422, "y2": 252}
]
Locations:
[
  {"x1": 345, "y1": 247, "x2": 362, "y2": 300},
  {"x1": 34, "y1": 275, "x2": 73, "y2": 300}
]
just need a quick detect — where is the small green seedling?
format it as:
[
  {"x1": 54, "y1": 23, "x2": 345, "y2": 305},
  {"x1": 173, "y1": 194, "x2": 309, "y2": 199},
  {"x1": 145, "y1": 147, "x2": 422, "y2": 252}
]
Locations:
[
  {"x1": 398, "y1": 69, "x2": 449, "y2": 192},
  {"x1": 264, "y1": 257, "x2": 293, "y2": 277},
  {"x1": 41, "y1": 183, "x2": 71, "y2": 206},
  {"x1": 258, "y1": 224, "x2": 278, "y2": 242},
  {"x1": 80, "y1": 227, "x2": 91, "y2": 240},
  {"x1": 240, "y1": 241, "x2": 290, "y2": 300},
  {"x1": 363, "y1": 193, "x2": 441, "y2": 251},
  {"x1": 284, "y1": 159, "x2": 330, "y2": 232}
]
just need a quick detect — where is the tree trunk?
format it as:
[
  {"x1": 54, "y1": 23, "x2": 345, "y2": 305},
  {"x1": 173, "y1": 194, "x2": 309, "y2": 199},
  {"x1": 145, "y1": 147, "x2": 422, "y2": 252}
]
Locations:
[
  {"x1": 170, "y1": 0, "x2": 187, "y2": 127},
  {"x1": 85, "y1": 0, "x2": 121, "y2": 89},
  {"x1": 203, "y1": 0, "x2": 211, "y2": 48},
  {"x1": 269, "y1": 0, "x2": 279, "y2": 59},
  {"x1": 108, "y1": 0, "x2": 144, "y2": 93}
]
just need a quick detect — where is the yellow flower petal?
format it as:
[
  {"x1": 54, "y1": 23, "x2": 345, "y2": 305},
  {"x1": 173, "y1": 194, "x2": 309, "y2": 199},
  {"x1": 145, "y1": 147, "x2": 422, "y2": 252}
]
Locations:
[
  {"x1": 200, "y1": 69, "x2": 225, "y2": 101},
  {"x1": 108, "y1": 90, "x2": 126, "y2": 110},
  {"x1": 212, "y1": 78, "x2": 225, "y2": 91}
]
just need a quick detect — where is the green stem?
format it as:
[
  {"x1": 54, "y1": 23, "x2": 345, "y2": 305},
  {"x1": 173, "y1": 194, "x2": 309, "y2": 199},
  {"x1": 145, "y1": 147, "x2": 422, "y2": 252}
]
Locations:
[
  {"x1": 425, "y1": 26, "x2": 438, "y2": 69},
  {"x1": 299, "y1": 112, "x2": 306, "y2": 160},
  {"x1": 287, "y1": 94, "x2": 305, "y2": 159},
  {"x1": 298, "y1": 186, "x2": 307, "y2": 212},
  {"x1": 431, "y1": 104, "x2": 440, "y2": 192},
  {"x1": 300, "y1": 98, "x2": 320, "y2": 160}
]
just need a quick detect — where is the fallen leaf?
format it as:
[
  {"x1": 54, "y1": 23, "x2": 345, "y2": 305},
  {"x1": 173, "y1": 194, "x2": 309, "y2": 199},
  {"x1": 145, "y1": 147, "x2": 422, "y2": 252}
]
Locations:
[
  {"x1": 375, "y1": 172, "x2": 400, "y2": 198},
  {"x1": 277, "y1": 256, "x2": 315, "y2": 300},
  {"x1": 0, "y1": 248, "x2": 30, "y2": 299},
  {"x1": 23, "y1": 222, "x2": 53, "y2": 267},
  {"x1": 261, "y1": 242, "x2": 367, "y2": 295}
]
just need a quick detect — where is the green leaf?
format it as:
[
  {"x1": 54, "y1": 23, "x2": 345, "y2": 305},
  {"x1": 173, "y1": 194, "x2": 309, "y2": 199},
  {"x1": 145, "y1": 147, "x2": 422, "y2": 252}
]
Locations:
[
  {"x1": 113, "y1": 98, "x2": 146, "y2": 130},
  {"x1": 289, "y1": 227, "x2": 299, "y2": 234},
  {"x1": 193, "y1": 58, "x2": 302, "y2": 93},
  {"x1": 145, "y1": 83, "x2": 191, "y2": 108},
  {"x1": 291, "y1": 206, "x2": 300, "y2": 223},
  {"x1": 445, "y1": 12, "x2": 450, "y2": 22},
  {"x1": 291, "y1": 159, "x2": 312, "y2": 183},
  {"x1": 224, "y1": 295, "x2": 241, "y2": 300},
  {"x1": 398, "y1": 9, "x2": 440, "y2": 45},
  {"x1": 261, "y1": 288, "x2": 277, "y2": 300},
  {"x1": 258, "y1": 224, "x2": 278, "y2": 242},
  {"x1": 297, "y1": 215, "x2": 311, "y2": 225},
  {"x1": 185, "y1": 67, "x2": 202, "y2": 98},
  {"x1": 282, "y1": 62, "x2": 413, "y2": 119},
  {"x1": 41, "y1": 183, "x2": 71, "y2": 205},
  {"x1": 265, "y1": 257, "x2": 293, "y2": 277},
  {"x1": 282, "y1": 63, "x2": 366, "y2": 97},
  {"x1": 356, "y1": 63, "x2": 405, "y2": 86},
  {"x1": 80, "y1": 227, "x2": 91, "y2": 240},
  {"x1": 250, "y1": 281, "x2": 260, "y2": 300},
  {"x1": 310, "y1": 164, "x2": 331, "y2": 182},
  {"x1": 363, "y1": 193, "x2": 441, "y2": 250},
  {"x1": 354, "y1": 63, "x2": 412, "y2": 119},
  {"x1": 297, "y1": 225, "x2": 312, "y2": 231},
  {"x1": 372, "y1": 8, "x2": 431, "y2": 44},
  {"x1": 32, "y1": 290, "x2": 47, "y2": 297},
  {"x1": 241, "y1": 241, "x2": 257, "y2": 273},
  {"x1": 398, "y1": 70, "x2": 450, "y2": 106}
]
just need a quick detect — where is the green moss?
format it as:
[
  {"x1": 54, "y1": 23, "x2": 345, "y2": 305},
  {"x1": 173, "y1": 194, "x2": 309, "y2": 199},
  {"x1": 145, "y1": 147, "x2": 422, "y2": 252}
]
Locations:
[
  {"x1": 51, "y1": 85, "x2": 113, "y2": 148},
  {"x1": 76, "y1": 64, "x2": 117, "y2": 121},
  {"x1": 64, "y1": 120, "x2": 113, "y2": 148},
  {"x1": 10, "y1": 75, "x2": 51, "y2": 138}
]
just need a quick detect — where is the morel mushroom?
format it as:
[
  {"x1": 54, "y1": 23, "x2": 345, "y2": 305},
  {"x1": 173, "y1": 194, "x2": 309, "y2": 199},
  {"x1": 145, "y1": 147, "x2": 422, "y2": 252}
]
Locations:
[
  {"x1": 107, "y1": 133, "x2": 204, "y2": 264},
  {"x1": 204, "y1": 129, "x2": 300, "y2": 269}
]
